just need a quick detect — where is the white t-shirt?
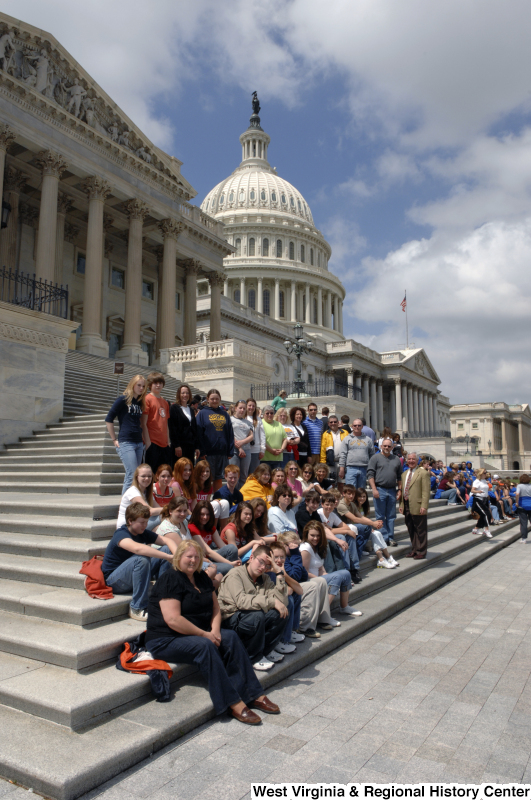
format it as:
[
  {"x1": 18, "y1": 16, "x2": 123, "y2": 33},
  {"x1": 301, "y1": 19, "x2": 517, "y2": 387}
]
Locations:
[
  {"x1": 117, "y1": 486, "x2": 144, "y2": 527},
  {"x1": 267, "y1": 506, "x2": 297, "y2": 533},
  {"x1": 247, "y1": 416, "x2": 266, "y2": 454},
  {"x1": 151, "y1": 517, "x2": 191, "y2": 549},
  {"x1": 318, "y1": 508, "x2": 343, "y2": 528},
  {"x1": 330, "y1": 430, "x2": 343, "y2": 461},
  {"x1": 181, "y1": 405, "x2": 192, "y2": 421},
  {"x1": 472, "y1": 479, "x2": 489, "y2": 499},
  {"x1": 300, "y1": 542, "x2": 324, "y2": 575},
  {"x1": 290, "y1": 424, "x2": 307, "y2": 455},
  {"x1": 231, "y1": 416, "x2": 254, "y2": 453}
]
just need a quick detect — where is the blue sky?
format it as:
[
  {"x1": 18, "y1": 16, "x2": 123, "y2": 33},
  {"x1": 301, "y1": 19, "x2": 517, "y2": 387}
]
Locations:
[{"x1": 6, "y1": 0, "x2": 531, "y2": 405}]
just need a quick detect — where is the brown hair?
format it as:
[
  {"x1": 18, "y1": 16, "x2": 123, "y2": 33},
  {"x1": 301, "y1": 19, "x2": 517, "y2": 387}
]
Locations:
[
  {"x1": 302, "y1": 520, "x2": 327, "y2": 558},
  {"x1": 175, "y1": 383, "x2": 193, "y2": 405},
  {"x1": 520, "y1": 474, "x2": 530, "y2": 484},
  {"x1": 160, "y1": 495, "x2": 189, "y2": 520},
  {"x1": 252, "y1": 464, "x2": 272, "y2": 484},
  {"x1": 248, "y1": 497, "x2": 268, "y2": 537},
  {"x1": 227, "y1": 501, "x2": 255, "y2": 543},
  {"x1": 250, "y1": 544, "x2": 271, "y2": 560},
  {"x1": 154, "y1": 464, "x2": 172, "y2": 481},
  {"x1": 289, "y1": 406, "x2": 306, "y2": 423},
  {"x1": 246, "y1": 397, "x2": 259, "y2": 427},
  {"x1": 193, "y1": 460, "x2": 212, "y2": 493},
  {"x1": 147, "y1": 371, "x2": 165, "y2": 388},
  {"x1": 207, "y1": 388, "x2": 221, "y2": 399},
  {"x1": 189, "y1": 500, "x2": 215, "y2": 531},
  {"x1": 271, "y1": 485, "x2": 295, "y2": 509},
  {"x1": 172, "y1": 458, "x2": 196, "y2": 500},
  {"x1": 125, "y1": 501, "x2": 150, "y2": 524}
]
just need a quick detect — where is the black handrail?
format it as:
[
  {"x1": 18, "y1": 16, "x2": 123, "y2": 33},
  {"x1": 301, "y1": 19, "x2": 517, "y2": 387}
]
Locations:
[
  {"x1": 0, "y1": 267, "x2": 68, "y2": 318},
  {"x1": 250, "y1": 379, "x2": 362, "y2": 401}
]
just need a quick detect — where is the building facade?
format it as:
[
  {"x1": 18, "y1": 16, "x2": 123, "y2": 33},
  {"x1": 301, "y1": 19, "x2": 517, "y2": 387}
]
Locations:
[{"x1": 450, "y1": 402, "x2": 531, "y2": 470}]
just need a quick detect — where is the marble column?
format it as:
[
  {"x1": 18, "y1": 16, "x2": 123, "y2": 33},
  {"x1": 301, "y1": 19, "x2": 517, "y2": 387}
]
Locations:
[
  {"x1": 305, "y1": 283, "x2": 311, "y2": 324},
  {"x1": 325, "y1": 290, "x2": 332, "y2": 328},
  {"x1": 0, "y1": 124, "x2": 15, "y2": 218},
  {"x1": 55, "y1": 192, "x2": 74, "y2": 285},
  {"x1": 184, "y1": 260, "x2": 200, "y2": 346},
  {"x1": 518, "y1": 421, "x2": 525, "y2": 455},
  {"x1": 338, "y1": 299, "x2": 343, "y2": 334},
  {"x1": 158, "y1": 219, "x2": 181, "y2": 352},
  {"x1": 401, "y1": 382, "x2": 408, "y2": 432},
  {"x1": 257, "y1": 276, "x2": 263, "y2": 313},
  {"x1": 239, "y1": 276, "x2": 245, "y2": 306},
  {"x1": 34, "y1": 151, "x2": 68, "y2": 284},
  {"x1": 0, "y1": 166, "x2": 26, "y2": 272},
  {"x1": 501, "y1": 418, "x2": 508, "y2": 454},
  {"x1": 118, "y1": 198, "x2": 149, "y2": 363},
  {"x1": 413, "y1": 387, "x2": 420, "y2": 433},
  {"x1": 78, "y1": 178, "x2": 111, "y2": 356},
  {"x1": 423, "y1": 392, "x2": 430, "y2": 435},
  {"x1": 274, "y1": 278, "x2": 280, "y2": 321},
  {"x1": 377, "y1": 381, "x2": 384, "y2": 432},
  {"x1": 362, "y1": 375, "x2": 370, "y2": 423},
  {"x1": 407, "y1": 384, "x2": 414, "y2": 431},
  {"x1": 346, "y1": 368, "x2": 354, "y2": 398},
  {"x1": 419, "y1": 390, "x2": 425, "y2": 433},
  {"x1": 432, "y1": 396, "x2": 438, "y2": 433},
  {"x1": 394, "y1": 379, "x2": 402, "y2": 434},
  {"x1": 154, "y1": 245, "x2": 164, "y2": 358},
  {"x1": 223, "y1": 277, "x2": 228, "y2": 298},
  {"x1": 355, "y1": 372, "x2": 362, "y2": 402},
  {"x1": 291, "y1": 280, "x2": 297, "y2": 321},
  {"x1": 209, "y1": 272, "x2": 224, "y2": 343},
  {"x1": 370, "y1": 379, "x2": 377, "y2": 432},
  {"x1": 317, "y1": 286, "x2": 323, "y2": 327}
]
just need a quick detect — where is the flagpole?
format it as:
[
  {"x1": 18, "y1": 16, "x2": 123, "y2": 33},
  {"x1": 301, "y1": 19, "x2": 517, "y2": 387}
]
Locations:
[{"x1": 405, "y1": 289, "x2": 409, "y2": 349}]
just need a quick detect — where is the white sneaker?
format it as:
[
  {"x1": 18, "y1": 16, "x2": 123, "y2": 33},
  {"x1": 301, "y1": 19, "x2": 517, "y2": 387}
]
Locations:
[
  {"x1": 266, "y1": 650, "x2": 284, "y2": 662},
  {"x1": 129, "y1": 606, "x2": 148, "y2": 622},
  {"x1": 326, "y1": 618, "x2": 341, "y2": 627},
  {"x1": 253, "y1": 659, "x2": 275, "y2": 671},
  {"x1": 388, "y1": 556, "x2": 399, "y2": 567},
  {"x1": 291, "y1": 631, "x2": 305, "y2": 642},
  {"x1": 471, "y1": 528, "x2": 481, "y2": 535},
  {"x1": 338, "y1": 605, "x2": 363, "y2": 617},
  {"x1": 520, "y1": 538, "x2": 527, "y2": 543},
  {"x1": 377, "y1": 558, "x2": 393, "y2": 569},
  {"x1": 483, "y1": 529, "x2": 493, "y2": 539},
  {"x1": 275, "y1": 642, "x2": 296, "y2": 654}
]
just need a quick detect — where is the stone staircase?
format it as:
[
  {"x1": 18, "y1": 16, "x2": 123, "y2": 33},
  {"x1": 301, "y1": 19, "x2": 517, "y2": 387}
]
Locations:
[{"x1": 0, "y1": 363, "x2": 521, "y2": 799}]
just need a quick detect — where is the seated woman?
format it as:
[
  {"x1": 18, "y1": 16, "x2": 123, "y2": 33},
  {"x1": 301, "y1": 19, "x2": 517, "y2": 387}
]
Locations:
[
  {"x1": 241, "y1": 464, "x2": 274, "y2": 507},
  {"x1": 248, "y1": 497, "x2": 277, "y2": 546},
  {"x1": 192, "y1": 460, "x2": 230, "y2": 524},
  {"x1": 300, "y1": 521, "x2": 362, "y2": 618},
  {"x1": 437, "y1": 472, "x2": 458, "y2": 504},
  {"x1": 188, "y1": 500, "x2": 241, "y2": 574},
  {"x1": 284, "y1": 461, "x2": 304, "y2": 506},
  {"x1": 153, "y1": 464, "x2": 175, "y2": 508},
  {"x1": 313, "y1": 464, "x2": 334, "y2": 496},
  {"x1": 271, "y1": 467, "x2": 287, "y2": 491},
  {"x1": 337, "y1": 485, "x2": 383, "y2": 560},
  {"x1": 221, "y1": 501, "x2": 267, "y2": 559},
  {"x1": 268, "y1": 486, "x2": 298, "y2": 534},
  {"x1": 117, "y1": 464, "x2": 162, "y2": 530},
  {"x1": 353, "y1": 487, "x2": 397, "y2": 570},
  {"x1": 145, "y1": 540, "x2": 279, "y2": 724},
  {"x1": 157, "y1": 496, "x2": 219, "y2": 583},
  {"x1": 170, "y1": 458, "x2": 196, "y2": 511},
  {"x1": 275, "y1": 407, "x2": 298, "y2": 467},
  {"x1": 300, "y1": 464, "x2": 318, "y2": 496}
]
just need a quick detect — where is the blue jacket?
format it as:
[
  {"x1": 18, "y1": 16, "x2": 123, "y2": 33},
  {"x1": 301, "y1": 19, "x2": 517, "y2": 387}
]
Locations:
[
  {"x1": 283, "y1": 546, "x2": 308, "y2": 583},
  {"x1": 196, "y1": 406, "x2": 235, "y2": 457}
]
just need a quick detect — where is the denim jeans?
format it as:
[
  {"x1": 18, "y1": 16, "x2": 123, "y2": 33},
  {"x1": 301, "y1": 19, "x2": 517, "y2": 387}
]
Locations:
[
  {"x1": 117, "y1": 441, "x2": 144, "y2": 494},
  {"x1": 228, "y1": 451, "x2": 252, "y2": 488},
  {"x1": 335, "y1": 531, "x2": 360, "y2": 571},
  {"x1": 372, "y1": 486, "x2": 397, "y2": 544},
  {"x1": 345, "y1": 466, "x2": 367, "y2": 489},
  {"x1": 105, "y1": 545, "x2": 172, "y2": 610},
  {"x1": 281, "y1": 593, "x2": 301, "y2": 643},
  {"x1": 518, "y1": 508, "x2": 531, "y2": 539},
  {"x1": 322, "y1": 569, "x2": 351, "y2": 596},
  {"x1": 354, "y1": 524, "x2": 371, "y2": 559},
  {"x1": 440, "y1": 488, "x2": 457, "y2": 503},
  {"x1": 208, "y1": 543, "x2": 239, "y2": 575},
  {"x1": 147, "y1": 628, "x2": 264, "y2": 715},
  {"x1": 222, "y1": 608, "x2": 286, "y2": 662}
]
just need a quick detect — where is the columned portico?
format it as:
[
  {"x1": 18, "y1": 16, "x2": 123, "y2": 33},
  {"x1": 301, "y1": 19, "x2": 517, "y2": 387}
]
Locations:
[
  {"x1": 423, "y1": 392, "x2": 430, "y2": 434},
  {"x1": 428, "y1": 393, "x2": 434, "y2": 433},
  {"x1": 117, "y1": 198, "x2": 149, "y2": 364},
  {"x1": 209, "y1": 272, "x2": 224, "y2": 343},
  {"x1": 432, "y1": 395, "x2": 438, "y2": 432},
  {"x1": 305, "y1": 283, "x2": 311, "y2": 325},
  {"x1": 274, "y1": 278, "x2": 280, "y2": 321},
  {"x1": 34, "y1": 150, "x2": 67, "y2": 283},
  {"x1": 419, "y1": 389, "x2": 425, "y2": 432},
  {"x1": 184, "y1": 260, "x2": 201, "y2": 346},
  {"x1": 317, "y1": 286, "x2": 323, "y2": 327},
  {"x1": 158, "y1": 219, "x2": 181, "y2": 351},
  {"x1": 325, "y1": 290, "x2": 332, "y2": 329},
  {"x1": 240, "y1": 276, "x2": 246, "y2": 306},
  {"x1": 78, "y1": 177, "x2": 111, "y2": 356}
]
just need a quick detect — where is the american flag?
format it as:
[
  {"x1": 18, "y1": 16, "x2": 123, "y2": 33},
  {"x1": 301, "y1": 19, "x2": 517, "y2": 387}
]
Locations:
[{"x1": 400, "y1": 293, "x2": 407, "y2": 312}]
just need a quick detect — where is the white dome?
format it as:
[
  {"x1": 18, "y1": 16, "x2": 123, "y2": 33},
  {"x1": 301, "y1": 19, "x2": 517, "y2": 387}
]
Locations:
[{"x1": 201, "y1": 170, "x2": 314, "y2": 225}]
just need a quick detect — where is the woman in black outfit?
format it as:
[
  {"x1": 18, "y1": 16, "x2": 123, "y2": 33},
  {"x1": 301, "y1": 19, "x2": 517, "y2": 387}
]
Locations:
[
  {"x1": 146, "y1": 540, "x2": 280, "y2": 724},
  {"x1": 169, "y1": 383, "x2": 200, "y2": 466}
]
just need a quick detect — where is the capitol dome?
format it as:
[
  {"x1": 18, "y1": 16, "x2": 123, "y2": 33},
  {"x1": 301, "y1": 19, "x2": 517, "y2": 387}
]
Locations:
[{"x1": 199, "y1": 100, "x2": 345, "y2": 344}]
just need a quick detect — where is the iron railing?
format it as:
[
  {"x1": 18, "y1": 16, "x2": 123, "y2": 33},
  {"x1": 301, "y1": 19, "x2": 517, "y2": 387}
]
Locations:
[
  {"x1": 250, "y1": 379, "x2": 362, "y2": 401},
  {"x1": 403, "y1": 430, "x2": 451, "y2": 439},
  {"x1": 0, "y1": 267, "x2": 68, "y2": 318}
]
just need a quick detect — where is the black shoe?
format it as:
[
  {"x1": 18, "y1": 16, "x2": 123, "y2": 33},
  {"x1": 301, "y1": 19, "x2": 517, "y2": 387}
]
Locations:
[
  {"x1": 389, "y1": 539, "x2": 398, "y2": 547},
  {"x1": 350, "y1": 569, "x2": 362, "y2": 584}
]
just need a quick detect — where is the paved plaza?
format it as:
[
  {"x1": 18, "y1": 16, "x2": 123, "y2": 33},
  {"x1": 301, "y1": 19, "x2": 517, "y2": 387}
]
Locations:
[{"x1": 2, "y1": 539, "x2": 531, "y2": 800}]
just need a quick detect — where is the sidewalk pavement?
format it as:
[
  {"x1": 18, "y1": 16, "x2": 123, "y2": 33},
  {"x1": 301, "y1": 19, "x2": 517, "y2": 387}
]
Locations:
[{"x1": 3, "y1": 540, "x2": 531, "y2": 800}]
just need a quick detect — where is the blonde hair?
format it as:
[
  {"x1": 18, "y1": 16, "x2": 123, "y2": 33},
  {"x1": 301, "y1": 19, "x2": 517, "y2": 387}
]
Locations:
[
  {"x1": 173, "y1": 539, "x2": 203, "y2": 572},
  {"x1": 123, "y1": 375, "x2": 147, "y2": 409},
  {"x1": 132, "y1": 464, "x2": 154, "y2": 505},
  {"x1": 277, "y1": 531, "x2": 300, "y2": 546},
  {"x1": 476, "y1": 468, "x2": 486, "y2": 479},
  {"x1": 274, "y1": 408, "x2": 289, "y2": 422}
]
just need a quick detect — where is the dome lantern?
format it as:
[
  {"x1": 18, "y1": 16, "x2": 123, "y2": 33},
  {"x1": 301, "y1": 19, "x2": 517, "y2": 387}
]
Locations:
[{"x1": 239, "y1": 93, "x2": 271, "y2": 168}]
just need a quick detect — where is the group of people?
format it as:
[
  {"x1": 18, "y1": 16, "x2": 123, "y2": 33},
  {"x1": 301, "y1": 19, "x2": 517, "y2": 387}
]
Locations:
[{"x1": 101, "y1": 377, "x2": 529, "y2": 726}]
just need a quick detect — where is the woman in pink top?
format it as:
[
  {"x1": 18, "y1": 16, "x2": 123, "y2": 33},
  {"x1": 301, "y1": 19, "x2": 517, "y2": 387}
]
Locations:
[{"x1": 284, "y1": 461, "x2": 303, "y2": 507}]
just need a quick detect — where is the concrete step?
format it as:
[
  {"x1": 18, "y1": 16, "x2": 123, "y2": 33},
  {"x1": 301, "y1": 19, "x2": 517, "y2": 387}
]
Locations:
[
  {"x1": 0, "y1": 494, "x2": 118, "y2": 518},
  {"x1": 0, "y1": 532, "x2": 106, "y2": 561},
  {"x1": 0, "y1": 579, "x2": 129, "y2": 625},
  {"x1": 0, "y1": 472, "x2": 122, "y2": 483},
  {"x1": 60, "y1": 414, "x2": 108, "y2": 423},
  {"x1": 0, "y1": 515, "x2": 115, "y2": 539},
  {"x1": 2, "y1": 445, "x2": 115, "y2": 456},
  {"x1": 0, "y1": 461, "x2": 123, "y2": 472},
  {"x1": 6, "y1": 439, "x2": 111, "y2": 450},
  {"x1": 0, "y1": 482, "x2": 122, "y2": 495},
  {"x1": 28, "y1": 431, "x2": 108, "y2": 441},
  {"x1": 0, "y1": 553, "x2": 91, "y2": 590},
  {"x1": 0, "y1": 453, "x2": 121, "y2": 465}
]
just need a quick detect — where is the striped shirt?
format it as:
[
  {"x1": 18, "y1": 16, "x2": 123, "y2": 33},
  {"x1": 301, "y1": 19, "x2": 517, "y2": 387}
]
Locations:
[{"x1": 303, "y1": 417, "x2": 324, "y2": 455}]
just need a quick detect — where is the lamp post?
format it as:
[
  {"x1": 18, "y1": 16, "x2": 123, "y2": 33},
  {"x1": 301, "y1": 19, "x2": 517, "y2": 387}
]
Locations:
[
  {"x1": 465, "y1": 433, "x2": 470, "y2": 454},
  {"x1": 284, "y1": 322, "x2": 313, "y2": 397}
]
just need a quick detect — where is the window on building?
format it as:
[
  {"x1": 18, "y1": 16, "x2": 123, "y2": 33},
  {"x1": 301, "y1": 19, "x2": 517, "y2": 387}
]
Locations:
[
  {"x1": 313, "y1": 297, "x2": 318, "y2": 324},
  {"x1": 142, "y1": 280, "x2": 154, "y2": 300},
  {"x1": 290, "y1": 197, "x2": 295, "y2": 208},
  {"x1": 308, "y1": 374, "x2": 314, "y2": 384},
  {"x1": 249, "y1": 237, "x2": 255, "y2": 256},
  {"x1": 108, "y1": 333, "x2": 123, "y2": 358},
  {"x1": 260, "y1": 189, "x2": 266, "y2": 200},
  {"x1": 141, "y1": 341, "x2": 152, "y2": 362},
  {"x1": 263, "y1": 289, "x2": 270, "y2": 316},
  {"x1": 219, "y1": 194, "x2": 224, "y2": 205},
  {"x1": 175, "y1": 292, "x2": 181, "y2": 311},
  {"x1": 297, "y1": 199, "x2": 302, "y2": 212},
  {"x1": 239, "y1": 190, "x2": 245, "y2": 201},
  {"x1": 212, "y1": 198, "x2": 216, "y2": 209},
  {"x1": 271, "y1": 191, "x2": 277, "y2": 202},
  {"x1": 234, "y1": 289, "x2": 241, "y2": 303},
  {"x1": 318, "y1": 252, "x2": 321, "y2": 267},
  {"x1": 310, "y1": 248, "x2": 314, "y2": 265},
  {"x1": 111, "y1": 267, "x2": 124, "y2": 289},
  {"x1": 276, "y1": 239, "x2": 282, "y2": 258},
  {"x1": 279, "y1": 291, "x2": 285, "y2": 317},
  {"x1": 289, "y1": 242, "x2": 295, "y2": 260},
  {"x1": 229, "y1": 191, "x2": 234, "y2": 202},
  {"x1": 472, "y1": 422, "x2": 478, "y2": 429},
  {"x1": 300, "y1": 245, "x2": 305, "y2": 263},
  {"x1": 262, "y1": 238, "x2": 269, "y2": 257},
  {"x1": 235, "y1": 238, "x2": 241, "y2": 256},
  {"x1": 250, "y1": 189, "x2": 256, "y2": 201},
  {"x1": 76, "y1": 252, "x2": 86, "y2": 275},
  {"x1": 458, "y1": 423, "x2": 464, "y2": 430},
  {"x1": 248, "y1": 289, "x2": 256, "y2": 309},
  {"x1": 281, "y1": 193, "x2": 286, "y2": 204}
]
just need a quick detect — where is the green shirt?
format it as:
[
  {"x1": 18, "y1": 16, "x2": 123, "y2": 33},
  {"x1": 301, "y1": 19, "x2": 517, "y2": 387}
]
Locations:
[
  {"x1": 262, "y1": 419, "x2": 287, "y2": 462},
  {"x1": 271, "y1": 395, "x2": 287, "y2": 412}
]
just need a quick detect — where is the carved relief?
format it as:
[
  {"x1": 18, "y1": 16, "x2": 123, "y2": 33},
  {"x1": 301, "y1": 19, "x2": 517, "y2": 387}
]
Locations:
[
  {"x1": 208, "y1": 272, "x2": 226, "y2": 288},
  {"x1": 34, "y1": 150, "x2": 68, "y2": 178},
  {"x1": 4, "y1": 166, "x2": 26, "y2": 192},
  {"x1": 158, "y1": 218, "x2": 182, "y2": 241},
  {"x1": 19, "y1": 203, "x2": 38, "y2": 227},
  {"x1": 82, "y1": 176, "x2": 112, "y2": 202},
  {"x1": 57, "y1": 192, "x2": 74, "y2": 215},
  {"x1": 125, "y1": 198, "x2": 149, "y2": 221},
  {"x1": 64, "y1": 222, "x2": 80, "y2": 243},
  {"x1": 0, "y1": 122, "x2": 14, "y2": 150},
  {"x1": 0, "y1": 321, "x2": 68, "y2": 352}
]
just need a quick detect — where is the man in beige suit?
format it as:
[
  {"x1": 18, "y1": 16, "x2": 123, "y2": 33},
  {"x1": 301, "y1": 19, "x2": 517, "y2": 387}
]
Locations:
[{"x1": 399, "y1": 452, "x2": 431, "y2": 559}]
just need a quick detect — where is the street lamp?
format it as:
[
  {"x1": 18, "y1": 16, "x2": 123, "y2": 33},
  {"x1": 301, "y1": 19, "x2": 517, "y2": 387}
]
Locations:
[
  {"x1": 284, "y1": 322, "x2": 313, "y2": 397},
  {"x1": 465, "y1": 433, "x2": 470, "y2": 454}
]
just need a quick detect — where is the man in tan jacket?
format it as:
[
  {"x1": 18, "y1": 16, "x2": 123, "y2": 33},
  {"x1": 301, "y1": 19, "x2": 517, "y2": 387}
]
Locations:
[
  {"x1": 218, "y1": 545, "x2": 289, "y2": 671},
  {"x1": 399, "y1": 452, "x2": 431, "y2": 559}
]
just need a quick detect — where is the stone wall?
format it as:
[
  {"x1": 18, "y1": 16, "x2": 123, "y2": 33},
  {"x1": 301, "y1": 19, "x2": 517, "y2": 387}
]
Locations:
[{"x1": 0, "y1": 301, "x2": 77, "y2": 447}]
